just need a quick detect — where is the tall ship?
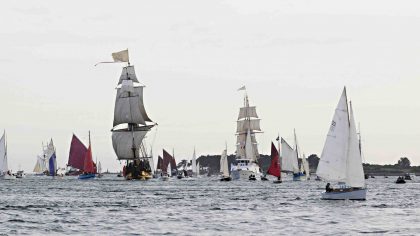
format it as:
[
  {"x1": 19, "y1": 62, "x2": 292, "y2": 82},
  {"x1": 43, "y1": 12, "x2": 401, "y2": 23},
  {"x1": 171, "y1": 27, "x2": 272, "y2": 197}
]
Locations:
[
  {"x1": 110, "y1": 50, "x2": 156, "y2": 180},
  {"x1": 231, "y1": 87, "x2": 262, "y2": 180}
]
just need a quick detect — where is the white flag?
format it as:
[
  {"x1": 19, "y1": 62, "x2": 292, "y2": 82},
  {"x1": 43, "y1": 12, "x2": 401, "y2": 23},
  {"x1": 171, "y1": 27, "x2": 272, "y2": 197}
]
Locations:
[
  {"x1": 112, "y1": 49, "x2": 129, "y2": 63},
  {"x1": 237, "y1": 85, "x2": 246, "y2": 91}
]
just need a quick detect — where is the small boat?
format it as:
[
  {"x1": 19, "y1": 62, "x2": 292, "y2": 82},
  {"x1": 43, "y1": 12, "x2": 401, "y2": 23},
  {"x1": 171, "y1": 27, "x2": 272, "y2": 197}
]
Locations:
[
  {"x1": 404, "y1": 174, "x2": 412, "y2": 180},
  {"x1": 370, "y1": 175, "x2": 375, "y2": 178},
  {"x1": 364, "y1": 174, "x2": 369, "y2": 179},
  {"x1": 248, "y1": 174, "x2": 256, "y2": 181},
  {"x1": 315, "y1": 176, "x2": 322, "y2": 181},
  {"x1": 16, "y1": 170, "x2": 25, "y2": 179},
  {"x1": 260, "y1": 175, "x2": 268, "y2": 181},
  {"x1": 316, "y1": 87, "x2": 367, "y2": 200},
  {"x1": 267, "y1": 141, "x2": 282, "y2": 183},
  {"x1": 68, "y1": 132, "x2": 96, "y2": 180},
  {"x1": 97, "y1": 161, "x2": 103, "y2": 178},
  {"x1": 220, "y1": 148, "x2": 232, "y2": 181},
  {"x1": 384, "y1": 176, "x2": 388, "y2": 178},
  {"x1": 396, "y1": 176, "x2": 406, "y2": 184},
  {"x1": 0, "y1": 131, "x2": 15, "y2": 180},
  {"x1": 117, "y1": 172, "x2": 123, "y2": 177},
  {"x1": 177, "y1": 173, "x2": 184, "y2": 179}
]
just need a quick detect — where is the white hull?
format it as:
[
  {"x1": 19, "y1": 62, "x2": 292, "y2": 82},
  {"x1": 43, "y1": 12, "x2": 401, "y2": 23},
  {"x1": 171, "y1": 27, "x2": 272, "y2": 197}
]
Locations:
[
  {"x1": 3, "y1": 174, "x2": 16, "y2": 180},
  {"x1": 231, "y1": 169, "x2": 260, "y2": 180},
  {"x1": 321, "y1": 188, "x2": 367, "y2": 200}
]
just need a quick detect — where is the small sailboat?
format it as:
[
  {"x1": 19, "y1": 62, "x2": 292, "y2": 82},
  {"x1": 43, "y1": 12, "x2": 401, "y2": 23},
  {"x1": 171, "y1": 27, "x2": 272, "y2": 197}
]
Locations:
[
  {"x1": 47, "y1": 139, "x2": 57, "y2": 177},
  {"x1": 316, "y1": 87, "x2": 366, "y2": 200},
  {"x1": 220, "y1": 148, "x2": 231, "y2": 181},
  {"x1": 0, "y1": 131, "x2": 15, "y2": 180},
  {"x1": 97, "y1": 161, "x2": 103, "y2": 178},
  {"x1": 267, "y1": 142, "x2": 282, "y2": 183},
  {"x1": 161, "y1": 149, "x2": 174, "y2": 180},
  {"x1": 231, "y1": 87, "x2": 262, "y2": 180},
  {"x1": 78, "y1": 132, "x2": 96, "y2": 179},
  {"x1": 396, "y1": 176, "x2": 406, "y2": 184},
  {"x1": 192, "y1": 148, "x2": 197, "y2": 177}
]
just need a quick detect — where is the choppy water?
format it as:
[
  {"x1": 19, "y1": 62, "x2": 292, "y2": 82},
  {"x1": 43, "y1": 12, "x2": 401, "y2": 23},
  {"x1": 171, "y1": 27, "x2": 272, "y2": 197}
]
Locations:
[{"x1": 0, "y1": 175, "x2": 419, "y2": 235}]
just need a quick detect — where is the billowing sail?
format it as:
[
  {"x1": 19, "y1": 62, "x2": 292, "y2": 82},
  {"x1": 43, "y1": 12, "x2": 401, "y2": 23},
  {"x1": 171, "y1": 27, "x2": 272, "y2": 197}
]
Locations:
[
  {"x1": 281, "y1": 138, "x2": 299, "y2": 173},
  {"x1": 236, "y1": 119, "x2": 261, "y2": 133},
  {"x1": 220, "y1": 149, "x2": 229, "y2": 177},
  {"x1": 33, "y1": 156, "x2": 46, "y2": 173},
  {"x1": 111, "y1": 130, "x2": 147, "y2": 160},
  {"x1": 267, "y1": 142, "x2": 281, "y2": 177},
  {"x1": 245, "y1": 129, "x2": 255, "y2": 161},
  {"x1": 316, "y1": 88, "x2": 349, "y2": 182},
  {"x1": 113, "y1": 85, "x2": 146, "y2": 127},
  {"x1": 83, "y1": 145, "x2": 95, "y2": 173},
  {"x1": 68, "y1": 134, "x2": 88, "y2": 170},
  {"x1": 238, "y1": 106, "x2": 258, "y2": 120},
  {"x1": 346, "y1": 102, "x2": 365, "y2": 187},
  {"x1": 0, "y1": 132, "x2": 7, "y2": 174}
]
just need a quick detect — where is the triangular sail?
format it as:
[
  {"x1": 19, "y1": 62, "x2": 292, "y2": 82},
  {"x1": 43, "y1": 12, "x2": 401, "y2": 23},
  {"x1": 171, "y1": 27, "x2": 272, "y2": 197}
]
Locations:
[
  {"x1": 316, "y1": 88, "x2": 350, "y2": 183},
  {"x1": 267, "y1": 142, "x2": 281, "y2": 177},
  {"x1": 281, "y1": 138, "x2": 299, "y2": 172},
  {"x1": 0, "y1": 132, "x2": 8, "y2": 174},
  {"x1": 49, "y1": 153, "x2": 57, "y2": 176},
  {"x1": 68, "y1": 134, "x2": 88, "y2": 170},
  {"x1": 346, "y1": 102, "x2": 365, "y2": 187},
  {"x1": 192, "y1": 148, "x2": 197, "y2": 175},
  {"x1": 83, "y1": 145, "x2": 95, "y2": 173},
  {"x1": 162, "y1": 149, "x2": 172, "y2": 175},
  {"x1": 220, "y1": 149, "x2": 229, "y2": 177},
  {"x1": 157, "y1": 156, "x2": 163, "y2": 170}
]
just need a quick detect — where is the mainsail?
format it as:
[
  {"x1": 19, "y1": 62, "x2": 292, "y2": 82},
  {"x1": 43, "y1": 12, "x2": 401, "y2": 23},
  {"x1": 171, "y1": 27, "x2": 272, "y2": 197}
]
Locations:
[
  {"x1": 111, "y1": 65, "x2": 155, "y2": 160},
  {"x1": 220, "y1": 149, "x2": 229, "y2": 177},
  {"x1": 267, "y1": 142, "x2": 281, "y2": 177},
  {"x1": 0, "y1": 131, "x2": 8, "y2": 174},
  {"x1": 192, "y1": 148, "x2": 197, "y2": 175},
  {"x1": 316, "y1": 87, "x2": 365, "y2": 188},
  {"x1": 281, "y1": 138, "x2": 299, "y2": 173},
  {"x1": 68, "y1": 134, "x2": 88, "y2": 170},
  {"x1": 236, "y1": 92, "x2": 261, "y2": 162}
]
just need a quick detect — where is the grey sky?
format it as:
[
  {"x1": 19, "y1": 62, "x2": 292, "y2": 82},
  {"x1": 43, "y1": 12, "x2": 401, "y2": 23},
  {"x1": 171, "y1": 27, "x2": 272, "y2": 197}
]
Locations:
[{"x1": 1, "y1": 0, "x2": 420, "y2": 172}]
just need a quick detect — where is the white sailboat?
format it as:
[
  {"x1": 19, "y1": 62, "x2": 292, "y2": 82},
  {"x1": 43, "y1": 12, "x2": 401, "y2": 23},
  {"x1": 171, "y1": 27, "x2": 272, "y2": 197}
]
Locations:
[
  {"x1": 280, "y1": 137, "x2": 299, "y2": 175},
  {"x1": 220, "y1": 148, "x2": 231, "y2": 181},
  {"x1": 316, "y1": 87, "x2": 366, "y2": 200},
  {"x1": 0, "y1": 131, "x2": 15, "y2": 180},
  {"x1": 192, "y1": 148, "x2": 197, "y2": 177},
  {"x1": 231, "y1": 87, "x2": 262, "y2": 180}
]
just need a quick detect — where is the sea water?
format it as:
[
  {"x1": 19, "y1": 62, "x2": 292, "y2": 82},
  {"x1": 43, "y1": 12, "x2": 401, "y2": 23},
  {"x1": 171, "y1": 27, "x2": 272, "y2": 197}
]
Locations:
[{"x1": 0, "y1": 175, "x2": 418, "y2": 235}]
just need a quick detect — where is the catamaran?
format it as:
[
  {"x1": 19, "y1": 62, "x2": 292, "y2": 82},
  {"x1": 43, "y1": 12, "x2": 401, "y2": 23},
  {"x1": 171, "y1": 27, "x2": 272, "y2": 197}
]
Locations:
[
  {"x1": 231, "y1": 87, "x2": 262, "y2": 180},
  {"x1": 110, "y1": 50, "x2": 156, "y2": 180},
  {"x1": 316, "y1": 87, "x2": 366, "y2": 200},
  {"x1": 267, "y1": 142, "x2": 282, "y2": 183},
  {"x1": 0, "y1": 131, "x2": 15, "y2": 180}
]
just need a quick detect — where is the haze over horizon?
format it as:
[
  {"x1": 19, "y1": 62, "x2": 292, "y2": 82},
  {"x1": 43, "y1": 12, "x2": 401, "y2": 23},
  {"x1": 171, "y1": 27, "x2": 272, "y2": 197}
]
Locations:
[{"x1": 1, "y1": 0, "x2": 420, "y2": 172}]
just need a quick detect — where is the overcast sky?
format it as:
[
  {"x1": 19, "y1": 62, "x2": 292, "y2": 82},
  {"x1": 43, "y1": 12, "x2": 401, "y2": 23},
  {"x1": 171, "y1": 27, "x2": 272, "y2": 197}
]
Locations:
[{"x1": 1, "y1": 0, "x2": 420, "y2": 172}]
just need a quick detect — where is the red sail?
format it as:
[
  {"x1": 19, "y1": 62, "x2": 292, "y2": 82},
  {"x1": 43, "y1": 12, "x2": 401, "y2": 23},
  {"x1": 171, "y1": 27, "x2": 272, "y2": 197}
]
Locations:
[
  {"x1": 162, "y1": 149, "x2": 172, "y2": 174},
  {"x1": 83, "y1": 145, "x2": 95, "y2": 173},
  {"x1": 157, "y1": 156, "x2": 163, "y2": 170},
  {"x1": 267, "y1": 142, "x2": 281, "y2": 177},
  {"x1": 68, "y1": 134, "x2": 88, "y2": 170},
  {"x1": 170, "y1": 156, "x2": 177, "y2": 172}
]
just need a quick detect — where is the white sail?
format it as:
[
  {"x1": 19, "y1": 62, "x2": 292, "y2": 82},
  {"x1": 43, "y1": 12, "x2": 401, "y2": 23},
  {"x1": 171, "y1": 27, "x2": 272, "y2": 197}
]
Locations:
[
  {"x1": 281, "y1": 138, "x2": 299, "y2": 172},
  {"x1": 238, "y1": 106, "x2": 258, "y2": 120},
  {"x1": 220, "y1": 149, "x2": 229, "y2": 177},
  {"x1": 98, "y1": 161, "x2": 102, "y2": 174},
  {"x1": 136, "y1": 86, "x2": 152, "y2": 122},
  {"x1": 302, "y1": 154, "x2": 310, "y2": 176},
  {"x1": 33, "y1": 156, "x2": 46, "y2": 173},
  {"x1": 192, "y1": 148, "x2": 197, "y2": 174},
  {"x1": 197, "y1": 162, "x2": 200, "y2": 175},
  {"x1": 245, "y1": 129, "x2": 255, "y2": 161},
  {"x1": 0, "y1": 132, "x2": 8, "y2": 174},
  {"x1": 316, "y1": 88, "x2": 350, "y2": 183},
  {"x1": 111, "y1": 130, "x2": 147, "y2": 159},
  {"x1": 346, "y1": 102, "x2": 365, "y2": 187},
  {"x1": 118, "y1": 66, "x2": 139, "y2": 84},
  {"x1": 236, "y1": 119, "x2": 261, "y2": 133}
]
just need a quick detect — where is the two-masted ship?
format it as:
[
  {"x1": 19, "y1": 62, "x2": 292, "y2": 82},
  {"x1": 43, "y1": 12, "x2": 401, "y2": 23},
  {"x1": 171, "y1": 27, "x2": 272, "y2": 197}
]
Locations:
[
  {"x1": 231, "y1": 87, "x2": 262, "y2": 180},
  {"x1": 110, "y1": 51, "x2": 156, "y2": 180}
]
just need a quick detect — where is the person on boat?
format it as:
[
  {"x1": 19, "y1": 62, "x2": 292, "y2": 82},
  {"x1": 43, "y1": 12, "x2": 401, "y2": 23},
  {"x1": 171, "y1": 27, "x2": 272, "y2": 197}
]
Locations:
[{"x1": 326, "y1": 183, "x2": 333, "y2": 192}]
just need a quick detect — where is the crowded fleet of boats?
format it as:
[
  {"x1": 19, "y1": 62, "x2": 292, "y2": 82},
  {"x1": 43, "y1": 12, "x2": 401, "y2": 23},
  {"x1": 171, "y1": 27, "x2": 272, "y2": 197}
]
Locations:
[{"x1": 3, "y1": 49, "x2": 414, "y2": 201}]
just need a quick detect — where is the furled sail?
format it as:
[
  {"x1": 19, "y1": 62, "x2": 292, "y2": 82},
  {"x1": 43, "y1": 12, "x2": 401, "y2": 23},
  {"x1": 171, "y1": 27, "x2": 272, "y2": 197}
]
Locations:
[
  {"x1": 281, "y1": 138, "x2": 299, "y2": 173},
  {"x1": 346, "y1": 102, "x2": 365, "y2": 187},
  {"x1": 111, "y1": 130, "x2": 147, "y2": 160},
  {"x1": 316, "y1": 88, "x2": 349, "y2": 183}
]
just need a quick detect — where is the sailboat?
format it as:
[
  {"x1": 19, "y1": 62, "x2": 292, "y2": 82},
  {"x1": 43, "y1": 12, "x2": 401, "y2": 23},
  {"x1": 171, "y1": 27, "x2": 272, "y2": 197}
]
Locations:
[
  {"x1": 46, "y1": 139, "x2": 57, "y2": 177},
  {"x1": 155, "y1": 155, "x2": 163, "y2": 177},
  {"x1": 33, "y1": 143, "x2": 48, "y2": 176},
  {"x1": 220, "y1": 148, "x2": 231, "y2": 181},
  {"x1": 192, "y1": 148, "x2": 197, "y2": 177},
  {"x1": 111, "y1": 51, "x2": 156, "y2": 180},
  {"x1": 291, "y1": 130, "x2": 307, "y2": 181},
  {"x1": 0, "y1": 131, "x2": 15, "y2": 180},
  {"x1": 280, "y1": 137, "x2": 298, "y2": 178},
  {"x1": 197, "y1": 161, "x2": 201, "y2": 177},
  {"x1": 267, "y1": 142, "x2": 282, "y2": 183},
  {"x1": 316, "y1": 87, "x2": 366, "y2": 200},
  {"x1": 231, "y1": 87, "x2": 262, "y2": 180},
  {"x1": 97, "y1": 161, "x2": 103, "y2": 178},
  {"x1": 68, "y1": 133, "x2": 96, "y2": 179},
  {"x1": 78, "y1": 132, "x2": 95, "y2": 179}
]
